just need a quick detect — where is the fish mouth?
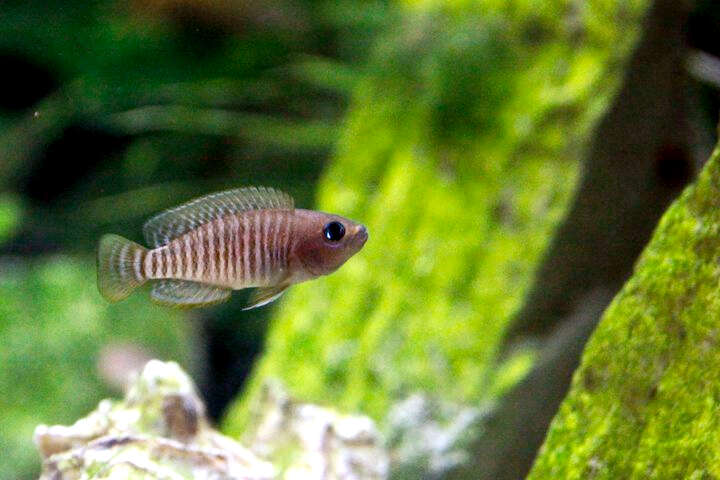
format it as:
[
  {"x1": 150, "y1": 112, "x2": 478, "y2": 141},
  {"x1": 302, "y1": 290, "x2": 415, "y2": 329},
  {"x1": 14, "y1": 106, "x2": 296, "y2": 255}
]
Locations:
[{"x1": 355, "y1": 225, "x2": 368, "y2": 247}]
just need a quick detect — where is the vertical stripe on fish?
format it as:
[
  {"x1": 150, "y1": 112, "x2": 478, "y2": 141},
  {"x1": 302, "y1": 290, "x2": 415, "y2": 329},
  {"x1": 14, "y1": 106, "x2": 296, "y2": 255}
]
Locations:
[{"x1": 96, "y1": 186, "x2": 367, "y2": 309}]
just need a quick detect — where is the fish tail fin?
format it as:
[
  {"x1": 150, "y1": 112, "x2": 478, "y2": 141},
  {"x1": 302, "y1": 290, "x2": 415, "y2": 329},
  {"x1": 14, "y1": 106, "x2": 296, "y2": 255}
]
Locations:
[{"x1": 97, "y1": 234, "x2": 148, "y2": 302}]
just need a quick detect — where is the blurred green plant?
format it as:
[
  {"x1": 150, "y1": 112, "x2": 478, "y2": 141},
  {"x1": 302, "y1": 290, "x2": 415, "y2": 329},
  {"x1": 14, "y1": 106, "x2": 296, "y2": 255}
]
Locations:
[
  {"x1": 0, "y1": 256, "x2": 194, "y2": 479},
  {"x1": 0, "y1": 193, "x2": 22, "y2": 243}
]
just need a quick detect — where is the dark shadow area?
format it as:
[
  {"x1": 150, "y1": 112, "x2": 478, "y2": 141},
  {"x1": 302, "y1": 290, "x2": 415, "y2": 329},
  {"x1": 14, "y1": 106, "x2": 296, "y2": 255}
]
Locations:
[{"x1": 0, "y1": 53, "x2": 57, "y2": 112}]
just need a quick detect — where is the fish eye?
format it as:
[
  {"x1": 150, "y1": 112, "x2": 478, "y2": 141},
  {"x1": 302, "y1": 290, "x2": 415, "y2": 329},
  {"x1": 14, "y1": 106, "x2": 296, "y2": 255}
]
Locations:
[{"x1": 323, "y1": 221, "x2": 345, "y2": 242}]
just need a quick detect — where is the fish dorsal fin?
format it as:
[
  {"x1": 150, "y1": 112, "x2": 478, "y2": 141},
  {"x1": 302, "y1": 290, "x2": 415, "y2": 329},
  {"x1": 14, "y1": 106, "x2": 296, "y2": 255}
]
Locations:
[
  {"x1": 242, "y1": 284, "x2": 290, "y2": 310},
  {"x1": 143, "y1": 187, "x2": 294, "y2": 247},
  {"x1": 151, "y1": 280, "x2": 231, "y2": 308}
]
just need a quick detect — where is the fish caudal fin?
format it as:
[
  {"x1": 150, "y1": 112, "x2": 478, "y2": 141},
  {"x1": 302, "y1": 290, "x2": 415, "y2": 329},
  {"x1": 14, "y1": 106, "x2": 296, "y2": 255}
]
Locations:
[{"x1": 97, "y1": 234, "x2": 148, "y2": 302}]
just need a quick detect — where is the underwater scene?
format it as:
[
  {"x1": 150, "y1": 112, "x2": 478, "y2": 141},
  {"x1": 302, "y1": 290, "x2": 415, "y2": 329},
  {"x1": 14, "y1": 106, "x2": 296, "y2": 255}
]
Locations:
[{"x1": 2, "y1": 0, "x2": 720, "y2": 478}]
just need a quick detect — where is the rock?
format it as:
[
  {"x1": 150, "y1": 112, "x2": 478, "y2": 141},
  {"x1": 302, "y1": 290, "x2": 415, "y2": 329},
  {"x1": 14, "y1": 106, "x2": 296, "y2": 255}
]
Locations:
[
  {"x1": 34, "y1": 361, "x2": 387, "y2": 480},
  {"x1": 385, "y1": 394, "x2": 485, "y2": 478},
  {"x1": 246, "y1": 381, "x2": 388, "y2": 480},
  {"x1": 35, "y1": 360, "x2": 275, "y2": 480}
]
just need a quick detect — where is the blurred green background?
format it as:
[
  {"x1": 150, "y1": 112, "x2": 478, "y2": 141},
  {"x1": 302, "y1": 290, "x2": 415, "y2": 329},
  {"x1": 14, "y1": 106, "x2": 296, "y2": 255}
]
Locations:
[{"x1": 1, "y1": 0, "x2": 719, "y2": 478}]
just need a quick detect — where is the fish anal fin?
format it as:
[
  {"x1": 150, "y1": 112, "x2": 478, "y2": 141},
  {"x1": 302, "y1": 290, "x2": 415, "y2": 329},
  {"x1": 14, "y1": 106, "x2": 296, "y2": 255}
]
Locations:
[
  {"x1": 242, "y1": 284, "x2": 290, "y2": 310},
  {"x1": 143, "y1": 186, "x2": 294, "y2": 247},
  {"x1": 151, "y1": 280, "x2": 231, "y2": 308}
]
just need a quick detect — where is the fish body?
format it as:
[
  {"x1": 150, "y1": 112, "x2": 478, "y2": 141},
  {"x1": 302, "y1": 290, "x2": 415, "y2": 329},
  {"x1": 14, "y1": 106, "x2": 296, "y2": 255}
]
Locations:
[{"x1": 97, "y1": 187, "x2": 368, "y2": 309}]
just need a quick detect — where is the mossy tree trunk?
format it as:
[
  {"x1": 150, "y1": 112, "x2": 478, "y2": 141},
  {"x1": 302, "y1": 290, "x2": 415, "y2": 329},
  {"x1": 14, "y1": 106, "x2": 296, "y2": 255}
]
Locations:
[{"x1": 528, "y1": 134, "x2": 720, "y2": 479}]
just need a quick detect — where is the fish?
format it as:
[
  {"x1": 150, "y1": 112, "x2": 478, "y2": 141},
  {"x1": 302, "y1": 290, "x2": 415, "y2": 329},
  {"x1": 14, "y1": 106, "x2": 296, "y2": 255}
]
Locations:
[{"x1": 96, "y1": 186, "x2": 368, "y2": 309}]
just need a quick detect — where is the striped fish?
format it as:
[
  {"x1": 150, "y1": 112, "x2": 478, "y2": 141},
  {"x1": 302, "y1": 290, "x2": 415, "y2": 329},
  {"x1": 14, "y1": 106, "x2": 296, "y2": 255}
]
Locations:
[{"x1": 97, "y1": 187, "x2": 368, "y2": 309}]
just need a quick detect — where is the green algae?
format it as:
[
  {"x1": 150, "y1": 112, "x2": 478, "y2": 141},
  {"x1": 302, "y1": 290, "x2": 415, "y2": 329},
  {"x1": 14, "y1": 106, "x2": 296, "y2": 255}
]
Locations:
[{"x1": 528, "y1": 142, "x2": 720, "y2": 479}]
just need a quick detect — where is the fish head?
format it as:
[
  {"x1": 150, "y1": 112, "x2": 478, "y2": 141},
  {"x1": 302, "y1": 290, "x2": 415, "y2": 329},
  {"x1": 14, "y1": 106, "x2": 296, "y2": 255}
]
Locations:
[{"x1": 291, "y1": 209, "x2": 368, "y2": 278}]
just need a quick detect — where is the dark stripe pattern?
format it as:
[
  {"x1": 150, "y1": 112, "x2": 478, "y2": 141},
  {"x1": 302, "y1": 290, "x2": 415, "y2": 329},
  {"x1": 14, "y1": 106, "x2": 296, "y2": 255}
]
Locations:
[{"x1": 143, "y1": 210, "x2": 293, "y2": 288}]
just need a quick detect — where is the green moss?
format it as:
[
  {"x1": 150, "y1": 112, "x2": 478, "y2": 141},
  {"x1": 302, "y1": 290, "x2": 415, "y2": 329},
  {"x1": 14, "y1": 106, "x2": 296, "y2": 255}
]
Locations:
[
  {"x1": 529, "y1": 143, "x2": 720, "y2": 479},
  {"x1": 224, "y1": 0, "x2": 652, "y2": 437}
]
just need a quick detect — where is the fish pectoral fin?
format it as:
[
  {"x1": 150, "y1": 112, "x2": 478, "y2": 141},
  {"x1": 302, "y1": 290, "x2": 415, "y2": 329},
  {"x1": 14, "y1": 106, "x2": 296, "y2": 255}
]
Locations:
[
  {"x1": 151, "y1": 280, "x2": 231, "y2": 308},
  {"x1": 242, "y1": 284, "x2": 290, "y2": 310}
]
